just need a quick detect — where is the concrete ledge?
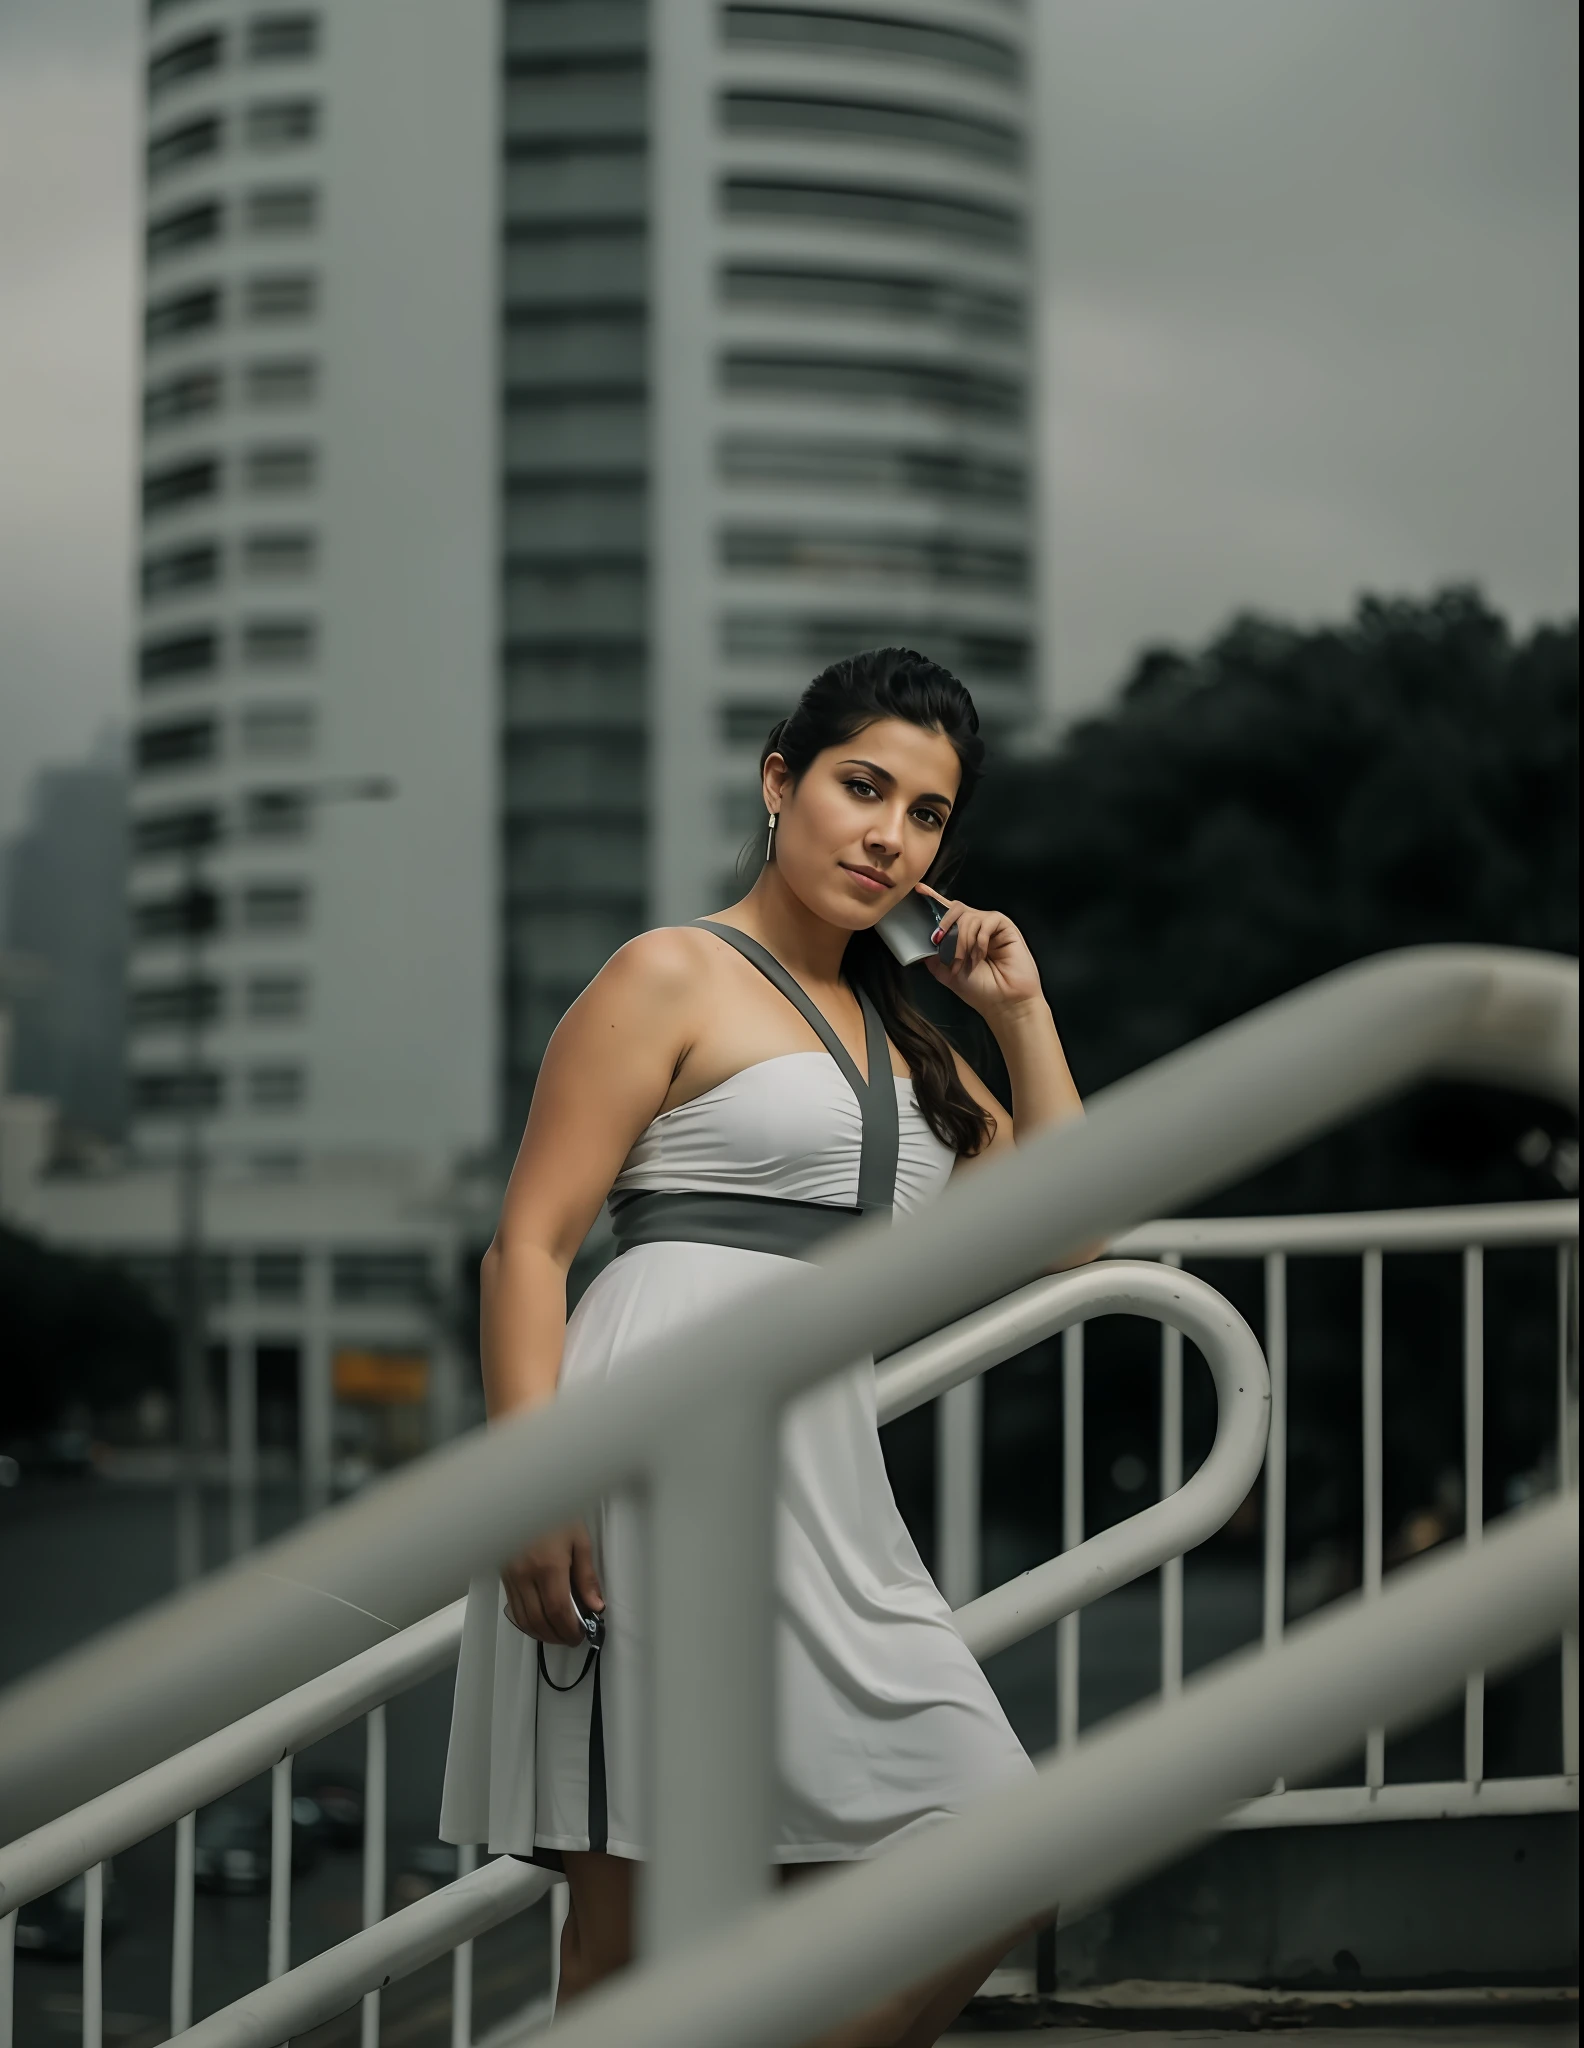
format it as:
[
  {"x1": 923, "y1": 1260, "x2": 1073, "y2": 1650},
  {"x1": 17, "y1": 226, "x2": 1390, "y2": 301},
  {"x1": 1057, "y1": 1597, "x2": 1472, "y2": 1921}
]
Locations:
[{"x1": 955, "y1": 1982, "x2": 1581, "y2": 2030}]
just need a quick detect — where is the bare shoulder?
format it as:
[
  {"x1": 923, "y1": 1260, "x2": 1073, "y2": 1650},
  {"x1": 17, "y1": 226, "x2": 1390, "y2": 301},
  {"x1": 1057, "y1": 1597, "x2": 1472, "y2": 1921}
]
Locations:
[{"x1": 560, "y1": 925, "x2": 718, "y2": 1035}]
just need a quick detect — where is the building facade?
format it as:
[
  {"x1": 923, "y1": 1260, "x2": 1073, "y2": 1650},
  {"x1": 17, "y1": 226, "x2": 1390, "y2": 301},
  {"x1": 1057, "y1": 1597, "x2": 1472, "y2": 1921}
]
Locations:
[
  {"x1": 130, "y1": 0, "x2": 499, "y2": 1175},
  {"x1": 503, "y1": 0, "x2": 1040, "y2": 1129},
  {"x1": 11, "y1": 0, "x2": 1039, "y2": 1518}
]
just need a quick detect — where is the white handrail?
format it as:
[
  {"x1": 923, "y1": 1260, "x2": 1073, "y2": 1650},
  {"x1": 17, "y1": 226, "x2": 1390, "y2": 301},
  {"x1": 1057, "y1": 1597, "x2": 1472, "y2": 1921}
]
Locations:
[
  {"x1": 0, "y1": 1262, "x2": 1263, "y2": 1919},
  {"x1": 0, "y1": 945, "x2": 1573, "y2": 1944},
  {"x1": 530, "y1": 1491, "x2": 1579, "y2": 2048},
  {"x1": 878, "y1": 1261, "x2": 1269, "y2": 1660},
  {"x1": 0, "y1": 1603, "x2": 465, "y2": 1918},
  {"x1": 1115, "y1": 1198, "x2": 1578, "y2": 1258},
  {"x1": 172, "y1": 1855, "x2": 553, "y2": 2048}
]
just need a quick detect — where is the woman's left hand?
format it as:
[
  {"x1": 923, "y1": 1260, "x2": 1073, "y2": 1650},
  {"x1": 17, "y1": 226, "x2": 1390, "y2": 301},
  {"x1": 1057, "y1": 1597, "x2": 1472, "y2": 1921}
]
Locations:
[{"x1": 916, "y1": 884, "x2": 1044, "y2": 1017}]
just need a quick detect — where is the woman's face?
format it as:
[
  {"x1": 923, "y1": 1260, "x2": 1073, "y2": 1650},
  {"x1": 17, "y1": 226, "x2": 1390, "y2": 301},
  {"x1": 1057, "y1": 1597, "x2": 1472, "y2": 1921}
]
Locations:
[{"x1": 763, "y1": 717, "x2": 963, "y2": 930}]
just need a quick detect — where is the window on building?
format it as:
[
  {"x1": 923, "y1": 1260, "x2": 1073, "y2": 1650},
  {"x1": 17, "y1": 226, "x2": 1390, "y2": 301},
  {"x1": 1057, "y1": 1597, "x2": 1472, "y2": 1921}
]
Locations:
[
  {"x1": 718, "y1": 786, "x2": 767, "y2": 837},
  {"x1": 140, "y1": 628, "x2": 221, "y2": 684},
  {"x1": 248, "y1": 14, "x2": 319, "y2": 60},
  {"x1": 721, "y1": 7, "x2": 1017, "y2": 81},
  {"x1": 246, "y1": 272, "x2": 317, "y2": 320},
  {"x1": 147, "y1": 114, "x2": 223, "y2": 179},
  {"x1": 719, "y1": 92, "x2": 1020, "y2": 165},
  {"x1": 242, "y1": 880, "x2": 309, "y2": 929},
  {"x1": 722, "y1": 177, "x2": 1021, "y2": 247},
  {"x1": 130, "y1": 978, "x2": 222, "y2": 1029},
  {"x1": 242, "y1": 617, "x2": 315, "y2": 665},
  {"x1": 240, "y1": 702, "x2": 313, "y2": 756},
  {"x1": 137, "y1": 716, "x2": 219, "y2": 770},
  {"x1": 245, "y1": 443, "x2": 316, "y2": 490},
  {"x1": 245, "y1": 357, "x2": 316, "y2": 406},
  {"x1": 718, "y1": 433, "x2": 1026, "y2": 504},
  {"x1": 143, "y1": 455, "x2": 221, "y2": 514},
  {"x1": 133, "y1": 804, "x2": 219, "y2": 856},
  {"x1": 145, "y1": 286, "x2": 223, "y2": 346},
  {"x1": 248, "y1": 1063, "x2": 305, "y2": 1109},
  {"x1": 246, "y1": 99, "x2": 319, "y2": 148},
  {"x1": 242, "y1": 530, "x2": 314, "y2": 577},
  {"x1": 721, "y1": 350, "x2": 1022, "y2": 418},
  {"x1": 331, "y1": 1250, "x2": 433, "y2": 1305},
  {"x1": 148, "y1": 29, "x2": 224, "y2": 96},
  {"x1": 131, "y1": 1068, "x2": 224, "y2": 1114},
  {"x1": 246, "y1": 185, "x2": 317, "y2": 232},
  {"x1": 147, "y1": 198, "x2": 224, "y2": 262},
  {"x1": 247, "y1": 972, "x2": 307, "y2": 1021},
  {"x1": 142, "y1": 542, "x2": 221, "y2": 599},
  {"x1": 144, "y1": 369, "x2": 223, "y2": 428},
  {"x1": 719, "y1": 262, "x2": 1023, "y2": 336},
  {"x1": 720, "y1": 525, "x2": 1027, "y2": 590},
  {"x1": 720, "y1": 700, "x2": 790, "y2": 746},
  {"x1": 133, "y1": 883, "x2": 220, "y2": 940},
  {"x1": 251, "y1": 1250, "x2": 304, "y2": 1298},
  {"x1": 720, "y1": 612, "x2": 1030, "y2": 678},
  {"x1": 244, "y1": 788, "x2": 308, "y2": 838}
]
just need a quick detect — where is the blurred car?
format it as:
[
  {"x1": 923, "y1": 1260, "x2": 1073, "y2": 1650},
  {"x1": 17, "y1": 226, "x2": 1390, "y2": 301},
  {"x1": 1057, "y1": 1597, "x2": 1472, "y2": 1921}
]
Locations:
[
  {"x1": 193, "y1": 1795, "x2": 324, "y2": 1893},
  {"x1": 389, "y1": 1840, "x2": 462, "y2": 1912},
  {"x1": 13, "y1": 1860, "x2": 127, "y2": 1957},
  {"x1": 297, "y1": 1764, "x2": 364, "y2": 1848},
  {"x1": 0, "y1": 1428, "x2": 96, "y2": 1480}
]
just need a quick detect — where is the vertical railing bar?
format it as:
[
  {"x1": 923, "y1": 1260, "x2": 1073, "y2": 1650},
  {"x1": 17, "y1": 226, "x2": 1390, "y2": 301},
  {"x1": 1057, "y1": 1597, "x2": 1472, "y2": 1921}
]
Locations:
[
  {"x1": 171, "y1": 1809, "x2": 195, "y2": 2035},
  {"x1": 1363, "y1": 1247, "x2": 1385, "y2": 1791},
  {"x1": 82, "y1": 1862, "x2": 103, "y2": 2048},
  {"x1": 361, "y1": 1704, "x2": 387, "y2": 2048},
  {"x1": 1262, "y1": 1252, "x2": 1288, "y2": 1650},
  {"x1": 1160, "y1": 1252, "x2": 1184, "y2": 1702},
  {"x1": 1057, "y1": 1322, "x2": 1084, "y2": 1750},
  {"x1": 450, "y1": 1842, "x2": 477, "y2": 2048},
  {"x1": 1560, "y1": 1242, "x2": 1580, "y2": 1778},
  {"x1": 1463, "y1": 1246, "x2": 1485, "y2": 1789},
  {"x1": 1263, "y1": 1251, "x2": 1289, "y2": 1796},
  {"x1": 2, "y1": 1905, "x2": 16, "y2": 2048},
  {"x1": 268, "y1": 1756, "x2": 292, "y2": 1980},
  {"x1": 936, "y1": 1377, "x2": 982, "y2": 1611},
  {"x1": 550, "y1": 1881, "x2": 570, "y2": 2016}
]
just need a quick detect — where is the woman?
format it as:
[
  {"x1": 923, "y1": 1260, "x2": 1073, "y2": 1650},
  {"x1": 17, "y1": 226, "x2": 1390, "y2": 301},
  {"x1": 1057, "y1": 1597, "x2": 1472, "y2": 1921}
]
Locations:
[{"x1": 440, "y1": 648, "x2": 1085, "y2": 2045}]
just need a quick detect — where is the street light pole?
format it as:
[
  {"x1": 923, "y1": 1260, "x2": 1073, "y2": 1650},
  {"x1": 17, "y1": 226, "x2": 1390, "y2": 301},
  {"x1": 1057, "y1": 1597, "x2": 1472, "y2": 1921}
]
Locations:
[
  {"x1": 170, "y1": 776, "x2": 394, "y2": 1591},
  {"x1": 172, "y1": 838, "x2": 215, "y2": 1589}
]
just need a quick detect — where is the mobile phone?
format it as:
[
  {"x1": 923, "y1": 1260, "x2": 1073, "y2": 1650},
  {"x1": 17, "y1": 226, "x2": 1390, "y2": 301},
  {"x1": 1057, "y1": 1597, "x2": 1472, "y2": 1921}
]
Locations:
[
  {"x1": 876, "y1": 891, "x2": 957, "y2": 967},
  {"x1": 569, "y1": 1587, "x2": 606, "y2": 1650}
]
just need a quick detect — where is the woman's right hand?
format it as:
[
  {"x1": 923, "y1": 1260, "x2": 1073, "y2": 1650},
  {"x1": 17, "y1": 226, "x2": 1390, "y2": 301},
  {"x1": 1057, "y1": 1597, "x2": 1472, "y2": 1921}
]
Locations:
[{"x1": 500, "y1": 1520, "x2": 605, "y2": 1645}]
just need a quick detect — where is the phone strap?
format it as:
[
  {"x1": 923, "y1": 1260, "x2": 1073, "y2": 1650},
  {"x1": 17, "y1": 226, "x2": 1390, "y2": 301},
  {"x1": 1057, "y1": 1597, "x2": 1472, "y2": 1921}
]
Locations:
[{"x1": 538, "y1": 1641, "x2": 598, "y2": 1692}]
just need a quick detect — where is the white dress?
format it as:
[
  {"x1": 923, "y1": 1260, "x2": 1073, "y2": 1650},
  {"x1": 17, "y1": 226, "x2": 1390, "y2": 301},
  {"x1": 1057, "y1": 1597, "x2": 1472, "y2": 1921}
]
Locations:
[{"x1": 438, "y1": 1050, "x2": 1033, "y2": 1865}]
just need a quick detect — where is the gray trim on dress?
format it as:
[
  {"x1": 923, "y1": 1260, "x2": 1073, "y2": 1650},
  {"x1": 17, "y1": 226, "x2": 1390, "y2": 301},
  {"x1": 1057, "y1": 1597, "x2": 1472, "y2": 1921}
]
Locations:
[{"x1": 608, "y1": 921, "x2": 899, "y2": 1261}]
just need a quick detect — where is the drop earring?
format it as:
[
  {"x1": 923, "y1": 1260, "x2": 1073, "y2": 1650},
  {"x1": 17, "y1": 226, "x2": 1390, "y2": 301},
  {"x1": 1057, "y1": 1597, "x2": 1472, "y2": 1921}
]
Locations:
[{"x1": 765, "y1": 811, "x2": 778, "y2": 862}]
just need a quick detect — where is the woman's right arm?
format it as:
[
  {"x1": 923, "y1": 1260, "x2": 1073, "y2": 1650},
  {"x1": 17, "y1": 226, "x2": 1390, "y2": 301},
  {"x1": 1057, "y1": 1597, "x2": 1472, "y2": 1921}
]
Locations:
[{"x1": 484, "y1": 932, "x2": 699, "y2": 1644}]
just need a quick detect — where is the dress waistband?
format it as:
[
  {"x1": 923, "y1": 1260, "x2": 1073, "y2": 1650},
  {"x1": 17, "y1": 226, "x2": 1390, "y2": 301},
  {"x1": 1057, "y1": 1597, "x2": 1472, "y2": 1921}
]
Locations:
[{"x1": 607, "y1": 1187, "x2": 867, "y2": 1262}]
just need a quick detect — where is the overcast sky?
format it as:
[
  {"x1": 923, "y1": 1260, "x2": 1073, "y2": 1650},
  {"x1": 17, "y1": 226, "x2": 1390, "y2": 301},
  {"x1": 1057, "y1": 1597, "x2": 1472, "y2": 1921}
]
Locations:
[{"x1": 0, "y1": 0, "x2": 1577, "y2": 841}]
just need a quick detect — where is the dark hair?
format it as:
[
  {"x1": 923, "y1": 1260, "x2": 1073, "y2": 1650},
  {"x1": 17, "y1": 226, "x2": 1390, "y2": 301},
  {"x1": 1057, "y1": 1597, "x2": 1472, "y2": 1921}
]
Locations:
[{"x1": 750, "y1": 646, "x2": 995, "y2": 1158}]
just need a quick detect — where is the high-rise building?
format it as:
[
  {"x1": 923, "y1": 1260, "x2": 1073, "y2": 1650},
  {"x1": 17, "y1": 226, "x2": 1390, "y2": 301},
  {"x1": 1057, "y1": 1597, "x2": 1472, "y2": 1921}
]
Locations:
[
  {"x1": 504, "y1": 0, "x2": 1039, "y2": 1133},
  {"x1": 1, "y1": 0, "x2": 1042, "y2": 1519},
  {"x1": 2, "y1": 742, "x2": 129, "y2": 1142},
  {"x1": 130, "y1": 0, "x2": 498, "y2": 1174},
  {"x1": 131, "y1": 0, "x2": 1039, "y2": 1158}
]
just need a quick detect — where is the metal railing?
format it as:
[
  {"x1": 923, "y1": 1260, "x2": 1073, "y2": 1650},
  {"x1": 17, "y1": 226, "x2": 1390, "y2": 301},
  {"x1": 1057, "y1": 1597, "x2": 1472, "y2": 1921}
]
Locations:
[
  {"x1": 1115, "y1": 1202, "x2": 1579, "y2": 1826},
  {"x1": 0, "y1": 942, "x2": 1575, "y2": 2048},
  {"x1": 0, "y1": 1260, "x2": 1269, "y2": 2048},
  {"x1": 538, "y1": 1492, "x2": 1577, "y2": 2048},
  {"x1": 927, "y1": 1199, "x2": 1579, "y2": 1817}
]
